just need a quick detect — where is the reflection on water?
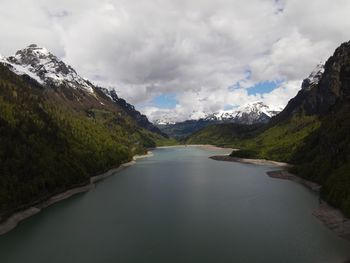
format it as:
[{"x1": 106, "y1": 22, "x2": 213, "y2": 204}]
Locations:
[{"x1": 0, "y1": 147, "x2": 349, "y2": 263}]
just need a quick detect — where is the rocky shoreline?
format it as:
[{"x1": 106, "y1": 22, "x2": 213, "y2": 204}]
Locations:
[
  {"x1": 157, "y1": 144, "x2": 233, "y2": 151},
  {"x1": 266, "y1": 170, "x2": 350, "y2": 241},
  {"x1": 209, "y1": 154, "x2": 290, "y2": 167},
  {"x1": 0, "y1": 151, "x2": 153, "y2": 236},
  {"x1": 210, "y1": 154, "x2": 350, "y2": 242},
  {"x1": 313, "y1": 202, "x2": 350, "y2": 241},
  {"x1": 266, "y1": 170, "x2": 321, "y2": 191}
]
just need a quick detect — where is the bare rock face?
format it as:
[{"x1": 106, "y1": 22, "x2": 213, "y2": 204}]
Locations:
[
  {"x1": 301, "y1": 63, "x2": 324, "y2": 91},
  {"x1": 274, "y1": 41, "x2": 350, "y2": 122},
  {"x1": 107, "y1": 89, "x2": 168, "y2": 136},
  {"x1": 318, "y1": 41, "x2": 350, "y2": 108}
]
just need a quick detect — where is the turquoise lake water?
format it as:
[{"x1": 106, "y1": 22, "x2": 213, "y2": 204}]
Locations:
[{"x1": 0, "y1": 146, "x2": 349, "y2": 263}]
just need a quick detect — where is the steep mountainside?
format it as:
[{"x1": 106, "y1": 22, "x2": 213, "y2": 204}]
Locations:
[
  {"x1": 157, "y1": 102, "x2": 281, "y2": 139},
  {"x1": 286, "y1": 42, "x2": 350, "y2": 216},
  {"x1": 185, "y1": 62, "x2": 326, "y2": 152},
  {"x1": 188, "y1": 41, "x2": 350, "y2": 216},
  {"x1": 0, "y1": 44, "x2": 165, "y2": 136},
  {"x1": 0, "y1": 45, "x2": 168, "y2": 221}
]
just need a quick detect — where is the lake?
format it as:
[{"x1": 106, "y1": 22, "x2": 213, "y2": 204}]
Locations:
[{"x1": 0, "y1": 146, "x2": 349, "y2": 263}]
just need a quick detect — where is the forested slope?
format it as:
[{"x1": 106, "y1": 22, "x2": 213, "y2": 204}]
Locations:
[
  {"x1": 0, "y1": 62, "x2": 165, "y2": 221},
  {"x1": 186, "y1": 41, "x2": 350, "y2": 217}
]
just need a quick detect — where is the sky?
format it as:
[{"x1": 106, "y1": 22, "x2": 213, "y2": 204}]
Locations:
[{"x1": 0, "y1": 0, "x2": 349, "y2": 122}]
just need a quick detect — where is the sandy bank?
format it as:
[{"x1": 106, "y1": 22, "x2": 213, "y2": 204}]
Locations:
[
  {"x1": 210, "y1": 154, "x2": 350, "y2": 242},
  {"x1": 313, "y1": 202, "x2": 350, "y2": 241},
  {"x1": 266, "y1": 170, "x2": 350, "y2": 241},
  {"x1": 0, "y1": 151, "x2": 153, "y2": 236},
  {"x1": 209, "y1": 155, "x2": 290, "y2": 167},
  {"x1": 266, "y1": 170, "x2": 321, "y2": 191},
  {"x1": 157, "y1": 144, "x2": 233, "y2": 151}
]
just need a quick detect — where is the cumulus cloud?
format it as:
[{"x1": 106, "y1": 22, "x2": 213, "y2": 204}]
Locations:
[{"x1": 0, "y1": 0, "x2": 349, "y2": 121}]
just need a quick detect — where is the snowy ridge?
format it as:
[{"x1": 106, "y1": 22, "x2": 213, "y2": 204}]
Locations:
[
  {"x1": 1, "y1": 44, "x2": 94, "y2": 93},
  {"x1": 302, "y1": 63, "x2": 324, "y2": 91},
  {"x1": 154, "y1": 119, "x2": 176, "y2": 125},
  {"x1": 155, "y1": 101, "x2": 283, "y2": 125},
  {"x1": 204, "y1": 101, "x2": 283, "y2": 124},
  {"x1": 1, "y1": 54, "x2": 43, "y2": 84}
]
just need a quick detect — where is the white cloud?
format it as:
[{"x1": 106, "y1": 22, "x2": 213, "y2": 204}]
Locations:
[
  {"x1": 249, "y1": 31, "x2": 329, "y2": 81},
  {"x1": 261, "y1": 80, "x2": 302, "y2": 108},
  {"x1": 0, "y1": 0, "x2": 349, "y2": 121}
]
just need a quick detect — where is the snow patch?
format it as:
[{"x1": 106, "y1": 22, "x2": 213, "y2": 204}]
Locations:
[
  {"x1": 302, "y1": 63, "x2": 324, "y2": 90},
  {"x1": 2, "y1": 44, "x2": 95, "y2": 93},
  {"x1": 0, "y1": 55, "x2": 44, "y2": 84},
  {"x1": 208, "y1": 101, "x2": 282, "y2": 122},
  {"x1": 155, "y1": 101, "x2": 283, "y2": 125}
]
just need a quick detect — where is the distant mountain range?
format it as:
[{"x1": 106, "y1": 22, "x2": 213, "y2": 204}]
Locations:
[
  {"x1": 155, "y1": 101, "x2": 282, "y2": 139},
  {"x1": 155, "y1": 101, "x2": 282, "y2": 125},
  {"x1": 2, "y1": 40, "x2": 350, "y2": 226},
  {"x1": 205, "y1": 102, "x2": 283, "y2": 124}
]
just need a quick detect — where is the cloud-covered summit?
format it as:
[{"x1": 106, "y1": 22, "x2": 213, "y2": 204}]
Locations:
[{"x1": 1, "y1": 0, "x2": 349, "y2": 121}]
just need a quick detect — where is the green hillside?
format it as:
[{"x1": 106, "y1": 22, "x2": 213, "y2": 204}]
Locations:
[
  {"x1": 186, "y1": 108, "x2": 350, "y2": 216},
  {"x1": 290, "y1": 103, "x2": 350, "y2": 216},
  {"x1": 186, "y1": 40, "x2": 350, "y2": 217},
  {"x1": 0, "y1": 64, "x2": 166, "y2": 220},
  {"x1": 185, "y1": 123, "x2": 262, "y2": 147}
]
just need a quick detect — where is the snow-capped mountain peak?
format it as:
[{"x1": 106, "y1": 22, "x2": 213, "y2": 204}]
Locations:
[
  {"x1": 154, "y1": 118, "x2": 176, "y2": 125},
  {"x1": 302, "y1": 63, "x2": 324, "y2": 91},
  {"x1": 235, "y1": 101, "x2": 282, "y2": 118},
  {"x1": 155, "y1": 101, "x2": 283, "y2": 126},
  {"x1": 205, "y1": 101, "x2": 283, "y2": 124},
  {"x1": 1, "y1": 44, "x2": 94, "y2": 93}
]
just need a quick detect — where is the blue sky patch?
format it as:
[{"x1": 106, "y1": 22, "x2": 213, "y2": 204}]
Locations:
[
  {"x1": 247, "y1": 80, "x2": 283, "y2": 95},
  {"x1": 151, "y1": 93, "x2": 178, "y2": 109}
]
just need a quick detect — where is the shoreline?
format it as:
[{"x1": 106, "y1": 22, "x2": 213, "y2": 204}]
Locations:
[
  {"x1": 209, "y1": 155, "x2": 290, "y2": 167},
  {"x1": 210, "y1": 154, "x2": 350, "y2": 242},
  {"x1": 266, "y1": 170, "x2": 321, "y2": 191},
  {"x1": 0, "y1": 151, "x2": 153, "y2": 236},
  {"x1": 313, "y1": 202, "x2": 350, "y2": 241},
  {"x1": 266, "y1": 170, "x2": 350, "y2": 241},
  {"x1": 157, "y1": 144, "x2": 234, "y2": 151}
]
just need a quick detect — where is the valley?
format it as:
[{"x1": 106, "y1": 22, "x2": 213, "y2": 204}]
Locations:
[
  {"x1": 0, "y1": 45, "x2": 170, "y2": 224},
  {"x1": 183, "y1": 41, "x2": 350, "y2": 219},
  {"x1": 1, "y1": 1, "x2": 350, "y2": 262},
  {"x1": 1, "y1": 147, "x2": 350, "y2": 263},
  {"x1": 1, "y1": 41, "x2": 350, "y2": 235}
]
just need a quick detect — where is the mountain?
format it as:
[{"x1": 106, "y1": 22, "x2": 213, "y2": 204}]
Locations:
[
  {"x1": 185, "y1": 63, "x2": 327, "y2": 154},
  {"x1": 185, "y1": 122, "x2": 264, "y2": 146},
  {"x1": 156, "y1": 101, "x2": 282, "y2": 139},
  {"x1": 106, "y1": 90, "x2": 167, "y2": 136},
  {"x1": 1, "y1": 44, "x2": 95, "y2": 91},
  {"x1": 0, "y1": 44, "x2": 165, "y2": 137},
  {"x1": 0, "y1": 44, "x2": 169, "y2": 221},
  {"x1": 272, "y1": 63, "x2": 325, "y2": 123},
  {"x1": 205, "y1": 102, "x2": 283, "y2": 124},
  {"x1": 187, "y1": 41, "x2": 350, "y2": 217},
  {"x1": 156, "y1": 119, "x2": 216, "y2": 140}
]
